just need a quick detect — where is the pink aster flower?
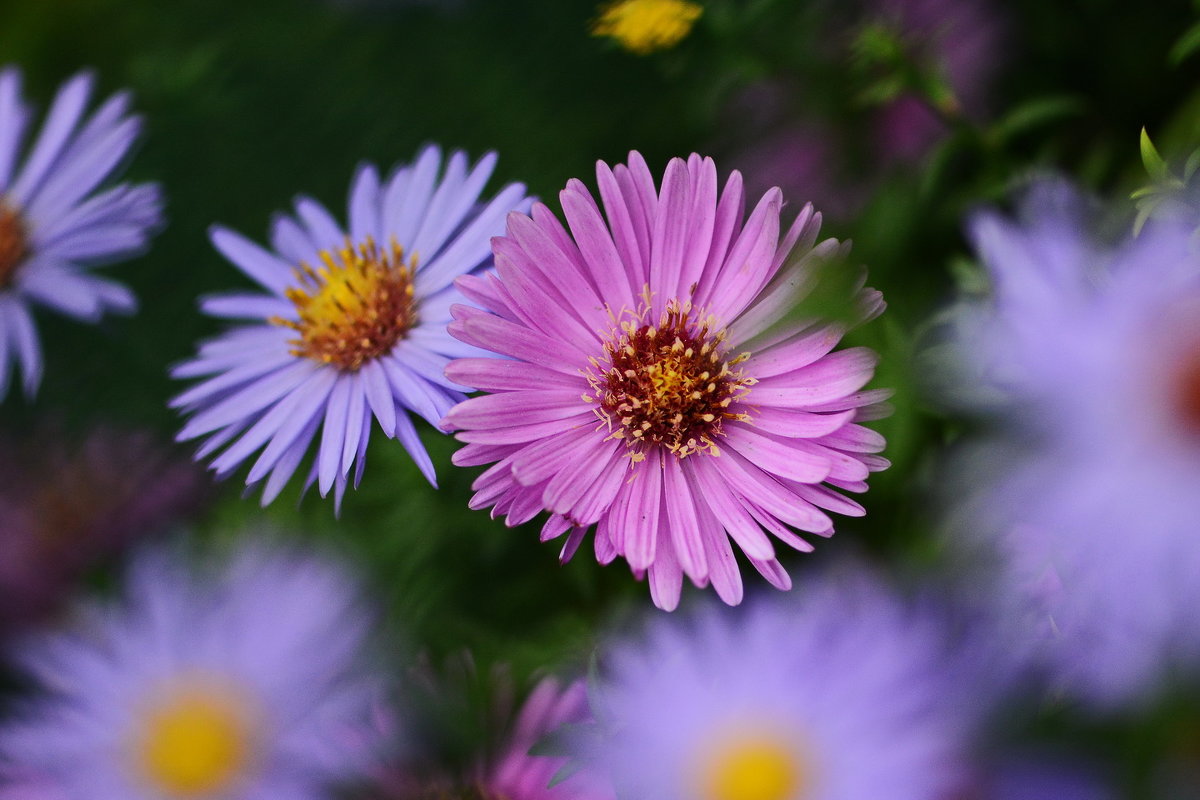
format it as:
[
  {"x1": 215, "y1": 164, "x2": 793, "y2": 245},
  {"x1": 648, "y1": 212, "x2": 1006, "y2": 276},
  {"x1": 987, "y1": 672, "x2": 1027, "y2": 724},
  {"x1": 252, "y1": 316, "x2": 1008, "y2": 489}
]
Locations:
[
  {"x1": 442, "y1": 152, "x2": 888, "y2": 610},
  {"x1": 479, "y1": 678, "x2": 612, "y2": 800}
]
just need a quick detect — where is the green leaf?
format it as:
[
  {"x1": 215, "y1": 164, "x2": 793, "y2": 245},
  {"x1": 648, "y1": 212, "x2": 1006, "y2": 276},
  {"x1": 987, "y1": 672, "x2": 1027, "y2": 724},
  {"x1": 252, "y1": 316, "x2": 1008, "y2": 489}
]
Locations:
[
  {"x1": 1141, "y1": 127, "x2": 1171, "y2": 181},
  {"x1": 991, "y1": 96, "x2": 1083, "y2": 143},
  {"x1": 1170, "y1": 20, "x2": 1200, "y2": 65}
]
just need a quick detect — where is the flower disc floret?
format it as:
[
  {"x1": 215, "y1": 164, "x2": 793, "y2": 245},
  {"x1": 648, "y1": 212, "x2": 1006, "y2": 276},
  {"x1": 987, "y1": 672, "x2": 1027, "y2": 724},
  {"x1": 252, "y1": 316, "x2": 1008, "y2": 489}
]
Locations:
[
  {"x1": 274, "y1": 238, "x2": 417, "y2": 371},
  {"x1": 590, "y1": 300, "x2": 751, "y2": 459},
  {"x1": 0, "y1": 203, "x2": 27, "y2": 288}
]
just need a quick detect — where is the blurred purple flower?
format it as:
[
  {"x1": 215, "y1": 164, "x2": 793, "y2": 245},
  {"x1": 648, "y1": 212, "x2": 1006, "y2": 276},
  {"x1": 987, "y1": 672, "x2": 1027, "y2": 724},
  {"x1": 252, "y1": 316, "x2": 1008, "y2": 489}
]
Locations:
[
  {"x1": 575, "y1": 568, "x2": 965, "y2": 800},
  {"x1": 171, "y1": 146, "x2": 530, "y2": 510},
  {"x1": 0, "y1": 538, "x2": 381, "y2": 800},
  {"x1": 479, "y1": 678, "x2": 612, "y2": 800},
  {"x1": 949, "y1": 180, "x2": 1200, "y2": 707},
  {"x1": 0, "y1": 425, "x2": 208, "y2": 633},
  {"x1": 368, "y1": 671, "x2": 609, "y2": 800},
  {"x1": 0, "y1": 67, "x2": 163, "y2": 401},
  {"x1": 865, "y1": 0, "x2": 1005, "y2": 164}
]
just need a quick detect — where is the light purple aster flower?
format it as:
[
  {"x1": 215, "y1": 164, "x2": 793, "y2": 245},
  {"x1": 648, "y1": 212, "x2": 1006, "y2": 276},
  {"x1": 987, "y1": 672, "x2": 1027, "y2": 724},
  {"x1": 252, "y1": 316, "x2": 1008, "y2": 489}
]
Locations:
[
  {"x1": 0, "y1": 538, "x2": 381, "y2": 800},
  {"x1": 949, "y1": 181, "x2": 1200, "y2": 707},
  {"x1": 441, "y1": 151, "x2": 888, "y2": 610},
  {"x1": 574, "y1": 568, "x2": 964, "y2": 800},
  {"x1": 171, "y1": 146, "x2": 530, "y2": 508},
  {"x1": 0, "y1": 67, "x2": 163, "y2": 401}
]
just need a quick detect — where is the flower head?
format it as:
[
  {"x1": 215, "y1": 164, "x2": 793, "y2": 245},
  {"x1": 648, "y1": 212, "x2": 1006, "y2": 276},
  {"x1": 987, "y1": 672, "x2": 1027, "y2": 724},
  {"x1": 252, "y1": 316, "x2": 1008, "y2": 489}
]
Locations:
[
  {"x1": 591, "y1": 0, "x2": 703, "y2": 55},
  {"x1": 575, "y1": 570, "x2": 963, "y2": 800},
  {"x1": 949, "y1": 181, "x2": 1200, "y2": 707},
  {"x1": 0, "y1": 538, "x2": 381, "y2": 800},
  {"x1": 479, "y1": 678, "x2": 612, "y2": 800},
  {"x1": 442, "y1": 152, "x2": 887, "y2": 610},
  {"x1": 0, "y1": 67, "x2": 163, "y2": 401},
  {"x1": 0, "y1": 424, "x2": 209, "y2": 633},
  {"x1": 171, "y1": 146, "x2": 530, "y2": 509}
]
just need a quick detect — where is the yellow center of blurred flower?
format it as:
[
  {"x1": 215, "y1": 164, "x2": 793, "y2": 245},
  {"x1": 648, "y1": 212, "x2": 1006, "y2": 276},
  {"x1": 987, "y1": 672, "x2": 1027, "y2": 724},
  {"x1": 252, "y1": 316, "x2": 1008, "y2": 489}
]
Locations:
[
  {"x1": 699, "y1": 734, "x2": 806, "y2": 800},
  {"x1": 591, "y1": 0, "x2": 703, "y2": 54},
  {"x1": 134, "y1": 682, "x2": 255, "y2": 797},
  {"x1": 0, "y1": 202, "x2": 28, "y2": 289},
  {"x1": 588, "y1": 300, "x2": 752, "y2": 460},
  {"x1": 272, "y1": 238, "x2": 417, "y2": 371}
]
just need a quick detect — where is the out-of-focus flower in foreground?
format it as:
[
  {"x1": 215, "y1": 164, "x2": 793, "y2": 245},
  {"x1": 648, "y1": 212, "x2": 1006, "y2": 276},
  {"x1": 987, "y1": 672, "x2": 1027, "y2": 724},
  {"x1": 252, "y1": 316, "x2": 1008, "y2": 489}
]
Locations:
[
  {"x1": 443, "y1": 152, "x2": 887, "y2": 610},
  {"x1": 591, "y1": 0, "x2": 702, "y2": 55},
  {"x1": 479, "y1": 677, "x2": 612, "y2": 800},
  {"x1": 574, "y1": 569, "x2": 963, "y2": 800},
  {"x1": 0, "y1": 424, "x2": 208, "y2": 633},
  {"x1": 171, "y1": 146, "x2": 530, "y2": 509},
  {"x1": 950, "y1": 181, "x2": 1200, "y2": 707},
  {"x1": 0, "y1": 539, "x2": 381, "y2": 799},
  {"x1": 370, "y1": 671, "x2": 610, "y2": 800},
  {"x1": 860, "y1": 0, "x2": 1005, "y2": 165},
  {"x1": 0, "y1": 67, "x2": 163, "y2": 401}
]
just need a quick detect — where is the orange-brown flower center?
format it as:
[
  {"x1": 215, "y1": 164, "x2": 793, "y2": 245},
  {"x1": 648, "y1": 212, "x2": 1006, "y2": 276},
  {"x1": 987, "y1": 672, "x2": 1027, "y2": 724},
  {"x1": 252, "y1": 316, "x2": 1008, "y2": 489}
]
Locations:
[
  {"x1": 0, "y1": 203, "x2": 28, "y2": 289},
  {"x1": 272, "y1": 238, "x2": 417, "y2": 372},
  {"x1": 588, "y1": 301, "x2": 752, "y2": 460},
  {"x1": 1172, "y1": 351, "x2": 1200, "y2": 435}
]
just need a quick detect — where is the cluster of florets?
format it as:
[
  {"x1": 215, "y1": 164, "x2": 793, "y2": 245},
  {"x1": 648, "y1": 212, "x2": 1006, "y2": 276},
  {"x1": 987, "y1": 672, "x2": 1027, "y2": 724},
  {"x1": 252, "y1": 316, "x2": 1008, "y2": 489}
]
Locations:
[{"x1": 588, "y1": 301, "x2": 752, "y2": 460}]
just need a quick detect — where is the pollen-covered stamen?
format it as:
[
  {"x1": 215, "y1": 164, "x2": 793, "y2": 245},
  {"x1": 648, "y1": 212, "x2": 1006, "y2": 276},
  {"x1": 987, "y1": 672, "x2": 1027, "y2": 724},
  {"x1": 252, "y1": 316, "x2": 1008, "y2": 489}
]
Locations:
[
  {"x1": 0, "y1": 202, "x2": 28, "y2": 289},
  {"x1": 271, "y1": 237, "x2": 417, "y2": 371},
  {"x1": 589, "y1": 301, "x2": 752, "y2": 459}
]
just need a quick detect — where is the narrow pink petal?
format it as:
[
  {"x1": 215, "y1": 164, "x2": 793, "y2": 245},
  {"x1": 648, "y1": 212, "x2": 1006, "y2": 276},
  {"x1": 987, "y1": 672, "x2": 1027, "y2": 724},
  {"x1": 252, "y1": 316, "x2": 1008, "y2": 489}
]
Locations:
[
  {"x1": 444, "y1": 389, "x2": 589, "y2": 428},
  {"x1": 693, "y1": 169, "x2": 746, "y2": 310},
  {"x1": 444, "y1": 358, "x2": 584, "y2": 393},
  {"x1": 750, "y1": 348, "x2": 879, "y2": 409},
  {"x1": 624, "y1": 450, "x2": 663, "y2": 570},
  {"x1": 448, "y1": 311, "x2": 589, "y2": 374},
  {"x1": 647, "y1": 517, "x2": 683, "y2": 611},
  {"x1": 706, "y1": 188, "x2": 783, "y2": 323},
  {"x1": 561, "y1": 185, "x2": 636, "y2": 312},
  {"x1": 747, "y1": 408, "x2": 855, "y2": 439},
  {"x1": 741, "y1": 323, "x2": 845, "y2": 378},
  {"x1": 648, "y1": 158, "x2": 690, "y2": 315},
  {"x1": 724, "y1": 424, "x2": 831, "y2": 483},
  {"x1": 689, "y1": 457, "x2": 775, "y2": 560},
  {"x1": 596, "y1": 159, "x2": 648, "y2": 298},
  {"x1": 678, "y1": 155, "x2": 718, "y2": 300},
  {"x1": 663, "y1": 455, "x2": 708, "y2": 582}
]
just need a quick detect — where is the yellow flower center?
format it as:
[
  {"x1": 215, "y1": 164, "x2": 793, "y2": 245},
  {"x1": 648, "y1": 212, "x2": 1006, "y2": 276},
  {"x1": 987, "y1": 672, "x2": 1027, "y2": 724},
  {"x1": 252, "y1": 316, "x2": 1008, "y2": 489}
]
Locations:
[
  {"x1": 591, "y1": 0, "x2": 703, "y2": 54},
  {"x1": 0, "y1": 202, "x2": 28, "y2": 289},
  {"x1": 587, "y1": 300, "x2": 752, "y2": 460},
  {"x1": 133, "y1": 682, "x2": 255, "y2": 797},
  {"x1": 272, "y1": 238, "x2": 417, "y2": 371},
  {"x1": 699, "y1": 734, "x2": 806, "y2": 800}
]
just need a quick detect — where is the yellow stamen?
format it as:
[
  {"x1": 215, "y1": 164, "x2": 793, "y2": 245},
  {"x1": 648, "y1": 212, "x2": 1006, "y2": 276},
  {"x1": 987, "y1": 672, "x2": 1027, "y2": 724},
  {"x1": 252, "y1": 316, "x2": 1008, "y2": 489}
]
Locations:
[
  {"x1": 134, "y1": 681, "x2": 255, "y2": 797},
  {"x1": 271, "y1": 237, "x2": 417, "y2": 371},
  {"x1": 699, "y1": 734, "x2": 806, "y2": 800},
  {"x1": 591, "y1": 0, "x2": 703, "y2": 55},
  {"x1": 0, "y1": 202, "x2": 28, "y2": 288}
]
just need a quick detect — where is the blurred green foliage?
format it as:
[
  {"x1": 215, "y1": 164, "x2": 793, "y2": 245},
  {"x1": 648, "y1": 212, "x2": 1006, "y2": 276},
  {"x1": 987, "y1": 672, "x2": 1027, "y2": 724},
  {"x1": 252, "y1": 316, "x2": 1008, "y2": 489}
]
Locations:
[{"x1": 3, "y1": 8, "x2": 1200, "y2": 785}]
